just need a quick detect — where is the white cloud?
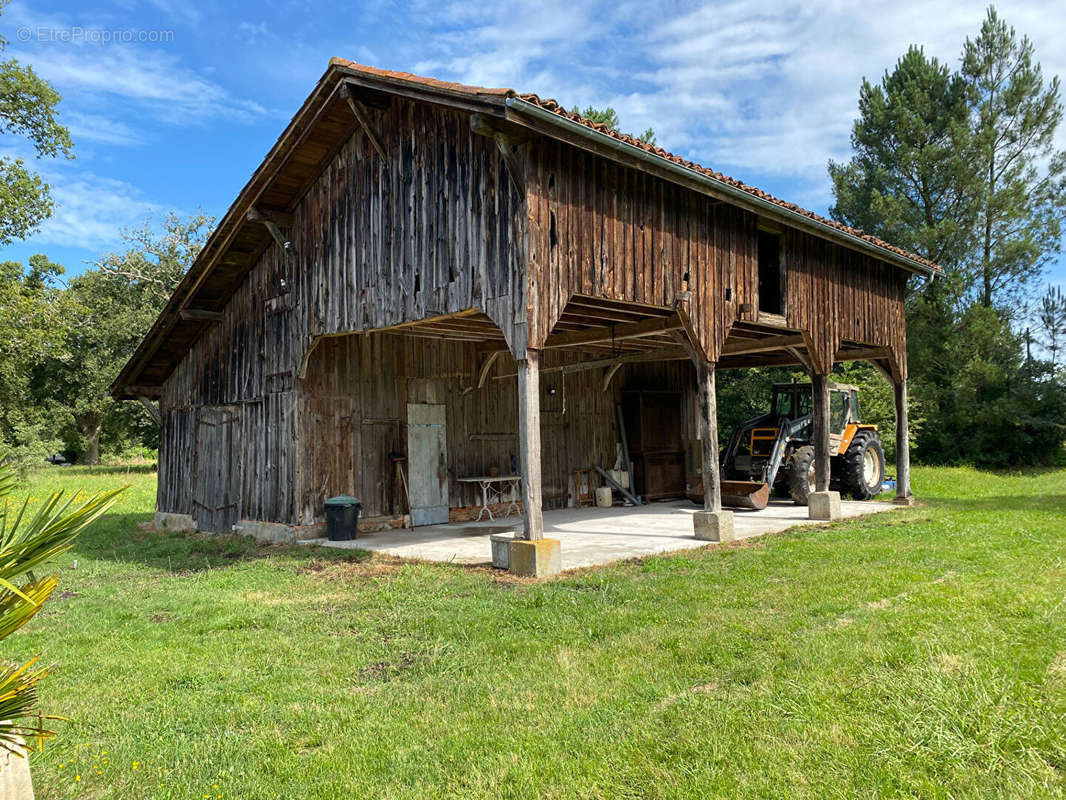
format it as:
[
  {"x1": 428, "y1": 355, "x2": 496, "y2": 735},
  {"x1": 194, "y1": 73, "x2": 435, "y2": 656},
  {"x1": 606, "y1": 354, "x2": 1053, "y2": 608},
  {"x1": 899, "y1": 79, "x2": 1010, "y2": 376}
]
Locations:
[
  {"x1": 34, "y1": 173, "x2": 161, "y2": 252},
  {"x1": 63, "y1": 111, "x2": 144, "y2": 147},
  {"x1": 31, "y1": 47, "x2": 267, "y2": 125},
  {"x1": 403, "y1": 0, "x2": 1066, "y2": 212}
]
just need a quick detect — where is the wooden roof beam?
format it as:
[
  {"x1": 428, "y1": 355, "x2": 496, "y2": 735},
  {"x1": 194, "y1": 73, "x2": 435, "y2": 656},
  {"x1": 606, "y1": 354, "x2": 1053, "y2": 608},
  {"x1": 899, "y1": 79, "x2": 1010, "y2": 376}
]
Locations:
[
  {"x1": 721, "y1": 333, "x2": 806, "y2": 357},
  {"x1": 494, "y1": 346, "x2": 688, "y2": 380},
  {"x1": 178, "y1": 309, "x2": 224, "y2": 322},
  {"x1": 246, "y1": 208, "x2": 294, "y2": 259},
  {"x1": 543, "y1": 315, "x2": 683, "y2": 350},
  {"x1": 341, "y1": 83, "x2": 386, "y2": 161}
]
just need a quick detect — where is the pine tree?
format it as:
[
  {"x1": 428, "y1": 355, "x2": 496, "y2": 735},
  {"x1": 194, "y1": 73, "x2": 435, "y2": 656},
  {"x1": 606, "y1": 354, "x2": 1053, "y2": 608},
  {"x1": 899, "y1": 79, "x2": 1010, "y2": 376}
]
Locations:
[
  {"x1": 569, "y1": 105, "x2": 656, "y2": 145},
  {"x1": 828, "y1": 46, "x2": 976, "y2": 275},
  {"x1": 961, "y1": 6, "x2": 1066, "y2": 309},
  {"x1": 1037, "y1": 285, "x2": 1066, "y2": 365}
]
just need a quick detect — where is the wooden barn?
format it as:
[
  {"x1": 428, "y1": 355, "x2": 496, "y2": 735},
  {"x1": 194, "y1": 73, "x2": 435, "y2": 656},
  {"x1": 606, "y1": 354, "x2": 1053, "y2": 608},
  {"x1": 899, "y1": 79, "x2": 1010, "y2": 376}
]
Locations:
[{"x1": 111, "y1": 60, "x2": 937, "y2": 575}]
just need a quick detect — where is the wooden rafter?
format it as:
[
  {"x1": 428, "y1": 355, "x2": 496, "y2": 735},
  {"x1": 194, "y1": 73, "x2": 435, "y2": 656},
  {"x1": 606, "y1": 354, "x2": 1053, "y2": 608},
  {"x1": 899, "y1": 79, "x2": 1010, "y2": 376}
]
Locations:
[
  {"x1": 246, "y1": 208, "x2": 294, "y2": 259},
  {"x1": 341, "y1": 84, "x2": 387, "y2": 161},
  {"x1": 178, "y1": 309, "x2": 224, "y2": 323},
  {"x1": 494, "y1": 346, "x2": 687, "y2": 380},
  {"x1": 136, "y1": 395, "x2": 161, "y2": 424}
]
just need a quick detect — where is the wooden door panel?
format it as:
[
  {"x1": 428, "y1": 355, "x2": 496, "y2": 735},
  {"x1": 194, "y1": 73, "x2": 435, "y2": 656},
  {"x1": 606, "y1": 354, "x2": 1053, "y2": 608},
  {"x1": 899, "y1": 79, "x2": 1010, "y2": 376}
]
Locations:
[{"x1": 407, "y1": 403, "x2": 449, "y2": 526}]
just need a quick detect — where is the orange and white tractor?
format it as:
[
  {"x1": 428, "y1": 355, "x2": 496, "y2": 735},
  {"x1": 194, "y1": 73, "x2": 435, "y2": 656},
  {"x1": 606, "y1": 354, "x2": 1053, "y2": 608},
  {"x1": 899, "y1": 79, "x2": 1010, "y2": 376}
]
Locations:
[{"x1": 718, "y1": 382, "x2": 886, "y2": 508}]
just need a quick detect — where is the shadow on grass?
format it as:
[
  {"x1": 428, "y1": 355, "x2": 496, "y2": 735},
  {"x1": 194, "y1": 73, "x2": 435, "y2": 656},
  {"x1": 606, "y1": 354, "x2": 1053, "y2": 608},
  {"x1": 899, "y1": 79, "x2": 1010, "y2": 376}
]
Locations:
[
  {"x1": 63, "y1": 464, "x2": 157, "y2": 475},
  {"x1": 73, "y1": 512, "x2": 373, "y2": 574},
  {"x1": 925, "y1": 494, "x2": 1066, "y2": 513}
]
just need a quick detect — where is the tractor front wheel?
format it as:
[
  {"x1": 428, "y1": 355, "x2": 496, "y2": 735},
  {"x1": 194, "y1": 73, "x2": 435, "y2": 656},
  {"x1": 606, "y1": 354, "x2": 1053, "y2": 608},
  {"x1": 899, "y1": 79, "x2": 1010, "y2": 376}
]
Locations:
[
  {"x1": 842, "y1": 430, "x2": 885, "y2": 500},
  {"x1": 787, "y1": 445, "x2": 816, "y2": 505}
]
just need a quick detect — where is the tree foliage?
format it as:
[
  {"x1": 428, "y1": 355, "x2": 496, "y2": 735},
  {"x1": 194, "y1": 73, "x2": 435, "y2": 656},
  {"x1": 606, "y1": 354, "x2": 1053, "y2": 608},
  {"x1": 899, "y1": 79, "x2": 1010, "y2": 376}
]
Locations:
[
  {"x1": 961, "y1": 8, "x2": 1066, "y2": 309},
  {"x1": 1037, "y1": 285, "x2": 1066, "y2": 366},
  {"x1": 570, "y1": 105, "x2": 656, "y2": 145},
  {"x1": 0, "y1": 213, "x2": 213, "y2": 466},
  {"x1": 0, "y1": 0, "x2": 73, "y2": 246},
  {"x1": 829, "y1": 46, "x2": 975, "y2": 275},
  {"x1": 0, "y1": 256, "x2": 67, "y2": 469},
  {"x1": 829, "y1": 6, "x2": 1066, "y2": 467}
]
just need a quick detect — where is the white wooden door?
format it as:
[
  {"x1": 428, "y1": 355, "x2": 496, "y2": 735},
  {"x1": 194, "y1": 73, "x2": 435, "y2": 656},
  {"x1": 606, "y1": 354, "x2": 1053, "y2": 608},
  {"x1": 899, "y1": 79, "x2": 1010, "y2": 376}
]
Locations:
[{"x1": 407, "y1": 403, "x2": 449, "y2": 526}]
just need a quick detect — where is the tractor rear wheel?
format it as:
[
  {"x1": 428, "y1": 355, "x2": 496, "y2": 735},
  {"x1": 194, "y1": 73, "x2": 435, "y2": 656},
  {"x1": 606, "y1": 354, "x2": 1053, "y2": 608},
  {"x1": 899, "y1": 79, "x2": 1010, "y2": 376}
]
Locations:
[
  {"x1": 787, "y1": 445, "x2": 816, "y2": 505},
  {"x1": 841, "y1": 430, "x2": 885, "y2": 500}
]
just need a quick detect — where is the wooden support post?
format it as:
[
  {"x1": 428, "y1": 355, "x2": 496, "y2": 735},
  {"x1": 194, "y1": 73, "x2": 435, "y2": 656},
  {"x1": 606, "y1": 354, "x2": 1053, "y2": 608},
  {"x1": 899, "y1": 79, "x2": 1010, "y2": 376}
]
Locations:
[
  {"x1": 697, "y1": 361, "x2": 722, "y2": 512},
  {"x1": 517, "y1": 350, "x2": 544, "y2": 540},
  {"x1": 812, "y1": 373, "x2": 831, "y2": 492},
  {"x1": 894, "y1": 379, "x2": 913, "y2": 504}
]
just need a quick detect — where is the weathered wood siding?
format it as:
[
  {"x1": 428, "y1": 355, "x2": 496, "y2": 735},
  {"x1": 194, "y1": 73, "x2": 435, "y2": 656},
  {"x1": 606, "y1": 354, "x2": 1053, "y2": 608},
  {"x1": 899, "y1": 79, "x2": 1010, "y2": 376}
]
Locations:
[
  {"x1": 784, "y1": 231, "x2": 909, "y2": 378},
  {"x1": 297, "y1": 97, "x2": 527, "y2": 350},
  {"x1": 156, "y1": 88, "x2": 906, "y2": 528},
  {"x1": 297, "y1": 332, "x2": 697, "y2": 523},
  {"x1": 525, "y1": 138, "x2": 908, "y2": 375},
  {"x1": 525, "y1": 139, "x2": 758, "y2": 360},
  {"x1": 159, "y1": 94, "x2": 530, "y2": 525}
]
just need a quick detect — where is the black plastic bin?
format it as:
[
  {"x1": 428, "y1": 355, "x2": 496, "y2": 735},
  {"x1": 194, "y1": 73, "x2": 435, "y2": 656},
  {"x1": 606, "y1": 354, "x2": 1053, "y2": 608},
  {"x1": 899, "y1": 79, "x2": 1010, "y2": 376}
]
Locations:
[{"x1": 324, "y1": 495, "x2": 361, "y2": 541}]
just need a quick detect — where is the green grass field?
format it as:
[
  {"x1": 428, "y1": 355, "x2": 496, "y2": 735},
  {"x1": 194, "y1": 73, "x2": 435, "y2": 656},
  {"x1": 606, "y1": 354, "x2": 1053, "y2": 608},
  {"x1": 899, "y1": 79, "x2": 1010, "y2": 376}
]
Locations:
[{"x1": 7, "y1": 465, "x2": 1066, "y2": 798}]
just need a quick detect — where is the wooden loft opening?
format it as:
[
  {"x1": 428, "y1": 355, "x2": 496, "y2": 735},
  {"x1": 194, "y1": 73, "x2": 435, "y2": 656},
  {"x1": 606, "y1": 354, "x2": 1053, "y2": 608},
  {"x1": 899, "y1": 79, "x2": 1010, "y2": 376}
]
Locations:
[{"x1": 757, "y1": 227, "x2": 784, "y2": 318}]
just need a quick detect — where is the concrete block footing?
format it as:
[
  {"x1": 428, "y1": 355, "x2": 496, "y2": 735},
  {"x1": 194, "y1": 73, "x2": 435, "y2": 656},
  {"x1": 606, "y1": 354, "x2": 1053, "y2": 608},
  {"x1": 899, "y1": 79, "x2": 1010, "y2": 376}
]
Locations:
[
  {"x1": 508, "y1": 538, "x2": 561, "y2": 577},
  {"x1": 808, "y1": 491, "x2": 842, "y2": 521},
  {"x1": 693, "y1": 510, "x2": 735, "y2": 542},
  {"x1": 0, "y1": 736, "x2": 34, "y2": 800},
  {"x1": 154, "y1": 512, "x2": 197, "y2": 533},
  {"x1": 490, "y1": 534, "x2": 512, "y2": 569},
  {"x1": 892, "y1": 494, "x2": 917, "y2": 507}
]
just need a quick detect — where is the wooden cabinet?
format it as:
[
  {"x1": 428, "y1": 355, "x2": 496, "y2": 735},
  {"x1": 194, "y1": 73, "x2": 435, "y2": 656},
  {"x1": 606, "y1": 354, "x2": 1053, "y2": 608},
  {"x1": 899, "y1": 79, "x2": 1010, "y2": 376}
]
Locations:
[{"x1": 621, "y1": 390, "x2": 685, "y2": 500}]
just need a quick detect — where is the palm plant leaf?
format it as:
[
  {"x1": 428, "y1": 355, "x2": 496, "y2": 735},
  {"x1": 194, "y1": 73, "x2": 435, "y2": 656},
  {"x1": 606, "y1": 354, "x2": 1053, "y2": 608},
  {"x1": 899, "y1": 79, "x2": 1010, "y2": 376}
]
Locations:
[
  {"x1": 0, "y1": 464, "x2": 125, "y2": 588},
  {"x1": 0, "y1": 657, "x2": 54, "y2": 755},
  {"x1": 0, "y1": 456, "x2": 125, "y2": 764},
  {"x1": 0, "y1": 576, "x2": 58, "y2": 640}
]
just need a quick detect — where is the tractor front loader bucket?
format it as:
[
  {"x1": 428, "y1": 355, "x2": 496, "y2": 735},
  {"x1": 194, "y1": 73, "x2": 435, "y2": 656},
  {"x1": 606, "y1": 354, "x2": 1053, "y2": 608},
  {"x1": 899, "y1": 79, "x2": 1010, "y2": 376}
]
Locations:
[
  {"x1": 689, "y1": 480, "x2": 771, "y2": 510},
  {"x1": 719, "y1": 481, "x2": 770, "y2": 511}
]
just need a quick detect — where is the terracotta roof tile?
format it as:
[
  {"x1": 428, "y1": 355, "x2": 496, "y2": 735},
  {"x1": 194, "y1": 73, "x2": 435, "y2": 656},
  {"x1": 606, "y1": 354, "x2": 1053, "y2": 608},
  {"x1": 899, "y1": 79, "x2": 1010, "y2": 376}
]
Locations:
[
  {"x1": 333, "y1": 60, "x2": 938, "y2": 273},
  {"x1": 331, "y1": 58, "x2": 516, "y2": 98}
]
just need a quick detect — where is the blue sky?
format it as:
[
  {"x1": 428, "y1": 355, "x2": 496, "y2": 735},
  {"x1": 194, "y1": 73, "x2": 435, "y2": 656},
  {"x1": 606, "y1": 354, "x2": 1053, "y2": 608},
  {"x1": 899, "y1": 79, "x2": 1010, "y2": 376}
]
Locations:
[{"x1": 1, "y1": 0, "x2": 1064, "y2": 295}]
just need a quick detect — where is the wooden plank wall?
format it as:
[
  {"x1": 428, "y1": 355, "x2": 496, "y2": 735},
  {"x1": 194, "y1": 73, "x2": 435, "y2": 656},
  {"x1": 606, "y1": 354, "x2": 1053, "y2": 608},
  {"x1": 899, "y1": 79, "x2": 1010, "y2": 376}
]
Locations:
[
  {"x1": 297, "y1": 332, "x2": 698, "y2": 523},
  {"x1": 159, "y1": 94, "x2": 531, "y2": 524},
  {"x1": 157, "y1": 88, "x2": 907, "y2": 527},
  {"x1": 524, "y1": 138, "x2": 908, "y2": 374},
  {"x1": 297, "y1": 97, "x2": 528, "y2": 351},
  {"x1": 783, "y1": 231, "x2": 909, "y2": 379},
  {"x1": 525, "y1": 139, "x2": 758, "y2": 361}
]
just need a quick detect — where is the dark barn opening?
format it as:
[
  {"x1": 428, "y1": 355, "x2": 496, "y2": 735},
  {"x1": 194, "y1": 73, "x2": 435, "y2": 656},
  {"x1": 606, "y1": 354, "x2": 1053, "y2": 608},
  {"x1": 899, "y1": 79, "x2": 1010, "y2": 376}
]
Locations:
[{"x1": 758, "y1": 230, "x2": 783, "y2": 315}]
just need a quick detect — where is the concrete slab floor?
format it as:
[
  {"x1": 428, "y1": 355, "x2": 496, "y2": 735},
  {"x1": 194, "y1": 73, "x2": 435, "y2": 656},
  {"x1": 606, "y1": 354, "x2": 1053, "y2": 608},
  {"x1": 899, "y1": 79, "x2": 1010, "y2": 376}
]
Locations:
[{"x1": 299, "y1": 499, "x2": 899, "y2": 572}]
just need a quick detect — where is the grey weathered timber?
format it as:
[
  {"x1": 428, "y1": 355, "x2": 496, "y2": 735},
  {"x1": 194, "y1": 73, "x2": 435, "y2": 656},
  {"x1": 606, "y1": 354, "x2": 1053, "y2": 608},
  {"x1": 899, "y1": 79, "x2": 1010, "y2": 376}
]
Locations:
[
  {"x1": 192, "y1": 406, "x2": 242, "y2": 532},
  {"x1": 407, "y1": 403, "x2": 449, "y2": 526},
  {"x1": 894, "y1": 379, "x2": 912, "y2": 502},
  {"x1": 517, "y1": 350, "x2": 544, "y2": 540},
  {"x1": 811, "y1": 373, "x2": 831, "y2": 493},
  {"x1": 697, "y1": 361, "x2": 722, "y2": 512}
]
